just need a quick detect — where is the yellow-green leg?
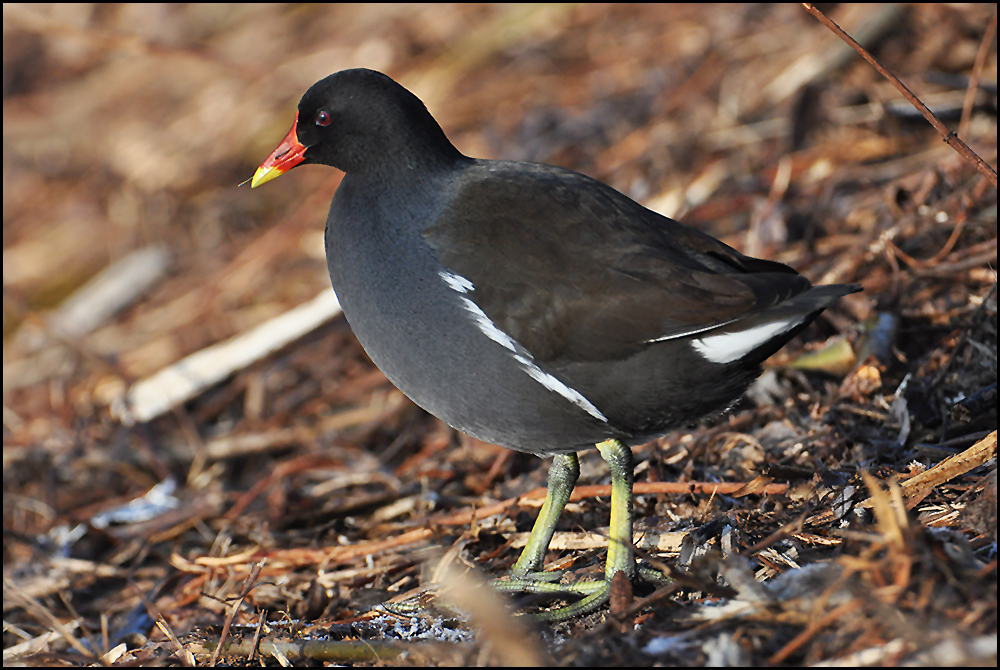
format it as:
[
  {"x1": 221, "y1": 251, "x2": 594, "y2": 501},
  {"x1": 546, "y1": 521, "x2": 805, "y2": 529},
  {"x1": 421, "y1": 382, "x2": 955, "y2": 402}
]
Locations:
[
  {"x1": 494, "y1": 439, "x2": 635, "y2": 621},
  {"x1": 510, "y1": 452, "x2": 579, "y2": 580}
]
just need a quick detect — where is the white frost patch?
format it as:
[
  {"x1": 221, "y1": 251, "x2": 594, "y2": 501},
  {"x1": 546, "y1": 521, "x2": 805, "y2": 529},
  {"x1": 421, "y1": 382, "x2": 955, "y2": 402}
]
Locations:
[{"x1": 691, "y1": 317, "x2": 800, "y2": 364}]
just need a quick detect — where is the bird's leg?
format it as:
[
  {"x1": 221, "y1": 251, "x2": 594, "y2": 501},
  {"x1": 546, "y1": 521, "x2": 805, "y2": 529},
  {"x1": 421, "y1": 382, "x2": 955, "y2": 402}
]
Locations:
[
  {"x1": 386, "y1": 444, "x2": 641, "y2": 620},
  {"x1": 506, "y1": 452, "x2": 579, "y2": 582},
  {"x1": 383, "y1": 453, "x2": 582, "y2": 618},
  {"x1": 599, "y1": 438, "x2": 635, "y2": 582},
  {"x1": 494, "y1": 439, "x2": 636, "y2": 621}
]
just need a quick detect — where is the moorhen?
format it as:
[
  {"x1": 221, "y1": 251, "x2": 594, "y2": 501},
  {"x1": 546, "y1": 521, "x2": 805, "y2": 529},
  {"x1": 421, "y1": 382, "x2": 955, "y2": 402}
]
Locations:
[{"x1": 252, "y1": 68, "x2": 860, "y2": 620}]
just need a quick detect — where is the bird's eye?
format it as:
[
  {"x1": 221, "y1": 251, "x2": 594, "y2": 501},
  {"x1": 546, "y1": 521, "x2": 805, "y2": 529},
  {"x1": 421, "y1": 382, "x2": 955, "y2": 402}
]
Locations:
[{"x1": 316, "y1": 110, "x2": 332, "y2": 127}]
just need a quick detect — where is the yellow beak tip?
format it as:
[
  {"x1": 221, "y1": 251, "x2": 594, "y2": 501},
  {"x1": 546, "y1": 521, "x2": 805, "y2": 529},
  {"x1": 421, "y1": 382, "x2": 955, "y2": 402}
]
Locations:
[{"x1": 250, "y1": 166, "x2": 282, "y2": 189}]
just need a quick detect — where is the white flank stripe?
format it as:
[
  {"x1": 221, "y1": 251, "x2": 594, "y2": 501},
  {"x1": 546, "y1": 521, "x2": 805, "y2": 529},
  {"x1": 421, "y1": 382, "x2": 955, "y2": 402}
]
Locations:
[
  {"x1": 445, "y1": 272, "x2": 608, "y2": 423},
  {"x1": 458, "y1": 297, "x2": 518, "y2": 352},
  {"x1": 691, "y1": 318, "x2": 801, "y2": 364},
  {"x1": 646, "y1": 319, "x2": 737, "y2": 343},
  {"x1": 439, "y1": 270, "x2": 474, "y2": 294},
  {"x1": 514, "y1": 355, "x2": 608, "y2": 422}
]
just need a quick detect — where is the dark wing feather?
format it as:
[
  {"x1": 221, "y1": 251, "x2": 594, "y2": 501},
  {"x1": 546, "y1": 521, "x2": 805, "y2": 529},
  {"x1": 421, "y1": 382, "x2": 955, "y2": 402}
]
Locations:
[{"x1": 423, "y1": 160, "x2": 810, "y2": 364}]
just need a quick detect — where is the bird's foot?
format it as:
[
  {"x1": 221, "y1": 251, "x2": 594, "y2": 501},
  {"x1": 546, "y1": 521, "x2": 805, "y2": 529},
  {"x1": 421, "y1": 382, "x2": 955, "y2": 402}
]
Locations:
[
  {"x1": 382, "y1": 562, "x2": 672, "y2": 622},
  {"x1": 492, "y1": 571, "x2": 613, "y2": 621},
  {"x1": 491, "y1": 560, "x2": 672, "y2": 621},
  {"x1": 377, "y1": 585, "x2": 440, "y2": 617},
  {"x1": 637, "y1": 562, "x2": 673, "y2": 586}
]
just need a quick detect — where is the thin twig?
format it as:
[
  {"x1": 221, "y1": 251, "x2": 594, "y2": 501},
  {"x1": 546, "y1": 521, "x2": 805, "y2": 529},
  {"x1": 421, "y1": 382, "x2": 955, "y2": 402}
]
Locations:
[
  {"x1": 802, "y1": 4, "x2": 997, "y2": 186},
  {"x1": 209, "y1": 559, "x2": 266, "y2": 667},
  {"x1": 769, "y1": 599, "x2": 864, "y2": 663},
  {"x1": 959, "y1": 13, "x2": 997, "y2": 140},
  {"x1": 248, "y1": 608, "x2": 267, "y2": 664}
]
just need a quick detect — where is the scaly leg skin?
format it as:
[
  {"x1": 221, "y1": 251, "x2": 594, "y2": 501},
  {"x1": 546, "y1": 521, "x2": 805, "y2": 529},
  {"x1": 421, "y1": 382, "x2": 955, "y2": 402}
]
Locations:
[
  {"x1": 493, "y1": 439, "x2": 636, "y2": 621},
  {"x1": 505, "y1": 451, "x2": 580, "y2": 583}
]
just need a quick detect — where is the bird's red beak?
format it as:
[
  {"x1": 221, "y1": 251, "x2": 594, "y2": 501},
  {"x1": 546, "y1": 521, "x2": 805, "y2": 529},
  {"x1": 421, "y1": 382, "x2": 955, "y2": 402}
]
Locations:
[{"x1": 251, "y1": 112, "x2": 307, "y2": 188}]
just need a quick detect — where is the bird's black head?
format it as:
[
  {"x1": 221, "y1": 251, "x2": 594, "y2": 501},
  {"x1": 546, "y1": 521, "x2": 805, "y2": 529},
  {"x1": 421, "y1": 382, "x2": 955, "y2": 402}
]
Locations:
[{"x1": 253, "y1": 68, "x2": 462, "y2": 186}]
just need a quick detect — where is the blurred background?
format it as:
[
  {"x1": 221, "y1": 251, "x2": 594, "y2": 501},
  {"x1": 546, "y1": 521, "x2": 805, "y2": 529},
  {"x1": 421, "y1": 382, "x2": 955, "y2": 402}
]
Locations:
[{"x1": 3, "y1": 3, "x2": 996, "y2": 665}]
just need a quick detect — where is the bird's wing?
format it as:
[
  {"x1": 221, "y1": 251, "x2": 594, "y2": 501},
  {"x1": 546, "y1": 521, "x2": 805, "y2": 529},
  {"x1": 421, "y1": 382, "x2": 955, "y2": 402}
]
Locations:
[{"x1": 423, "y1": 161, "x2": 810, "y2": 364}]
